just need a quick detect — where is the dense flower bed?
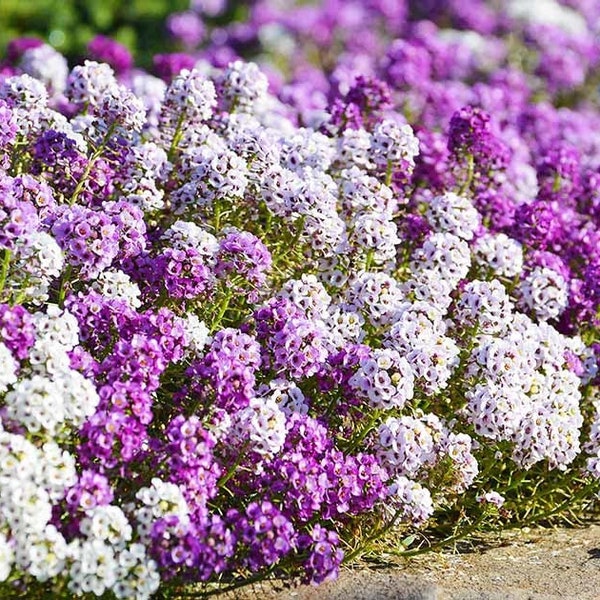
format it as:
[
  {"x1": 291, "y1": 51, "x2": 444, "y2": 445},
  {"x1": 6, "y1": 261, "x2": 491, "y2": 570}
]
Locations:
[{"x1": 2, "y1": 1, "x2": 600, "y2": 598}]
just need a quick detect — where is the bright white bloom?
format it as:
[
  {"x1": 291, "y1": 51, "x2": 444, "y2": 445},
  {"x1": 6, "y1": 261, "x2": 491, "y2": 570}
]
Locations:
[
  {"x1": 79, "y1": 506, "x2": 133, "y2": 548},
  {"x1": 162, "y1": 220, "x2": 219, "y2": 258},
  {"x1": 349, "y1": 349, "x2": 414, "y2": 410},
  {"x1": 179, "y1": 313, "x2": 211, "y2": 358},
  {"x1": 411, "y1": 232, "x2": 471, "y2": 287},
  {"x1": 280, "y1": 274, "x2": 332, "y2": 318},
  {"x1": 66, "y1": 61, "x2": 118, "y2": 107},
  {"x1": 387, "y1": 476, "x2": 434, "y2": 526},
  {"x1": 17, "y1": 525, "x2": 69, "y2": 582},
  {"x1": 67, "y1": 538, "x2": 118, "y2": 597},
  {"x1": 133, "y1": 478, "x2": 189, "y2": 542},
  {"x1": 371, "y1": 119, "x2": 419, "y2": 170},
  {"x1": 425, "y1": 192, "x2": 480, "y2": 240},
  {"x1": 473, "y1": 232, "x2": 523, "y2": 278},
  {"x1": 20, "y1": 44, "x2": 69, "y2": 97},
  {"x1": 32, "y1": 305, "x2": 79, "y2": 350},
  {"x1": 93, "y1": 270, "x2": 142, "y2": 309},
  {"x1": 0, "y1": 342, "x2": 17, "y2": 393},
  {"x1": 0, "y1": 532, "x2": 13, "y2": 581},
  {"x1": 518, "y1": 266, "x2": 569, "y2": 321},
  {"x1": 346, "y1": 271, "x2": 405, "y2": 327},
  {"x1": 232, "y1": 396, "x2": 287, "y2": 456},
  {"x1": 454, "y1": 279, "x2": 514, "y2": 335},
  {"x1": 263, "y1": 378, "x2": 309, "y2": 416}
]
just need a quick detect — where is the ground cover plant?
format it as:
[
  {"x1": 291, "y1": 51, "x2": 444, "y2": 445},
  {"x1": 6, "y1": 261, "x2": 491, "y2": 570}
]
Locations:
[{"x1": 2, "y1": 0, "x2": 600, "y2": 598}]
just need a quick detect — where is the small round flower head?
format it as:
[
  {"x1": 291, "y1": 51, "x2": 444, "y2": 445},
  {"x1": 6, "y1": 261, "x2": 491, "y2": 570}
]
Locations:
[
  {"x1": 32, "y1": 304, "x2": 79, "y2": 349},
  {"x1": 448, "y1": 104, "x2": 510, "y2": 174},
  {"x1": 215, "y1": 228, "x2": 272, "y2": 296},
  {"x1": 472, "y1": 232, "x2": 524, "y2": 278},
  {"x1": 19, "y1": 43, "x2": 69, "y2": 97},
  {"x1": 345, "y1": 271, "x2": 405, "y2": 327},
  {"x1": 95, "y1": 85, "x2": 146, "y2": 140},
  {"x1": 425, "y1": 191, "x2": 481, "y2": 240},
  {"x1": 261, "y1": 378, "x2": 310, "y2": 416},
  {"x1": 279, "y1": 274, "x2": 332, "y2": 319},
  {"x1": 349, "y1": 211, "x2": 400, "y2": 265},
  {"x1": 230, "y1": 500, "x2": 296, "y2": 572},
  {"x1": 0, "y1": 74, "x2": 49, "y2": 135},
  {"x1": 370, "y1": 118, "x2": 420, "y2": 174},
  {"x1": 79, "y1": 505, "x2": 133, "y2": 548},
  {"x1": 178, "y1": 313, "x2": 211, "y2": 359},
  {"x1": 4, "y1": 375, "x2": 65, "y2": 434},
  {"x1": 518, "y1": 266, "x2": 569, "y2": 321},
  {"x1": 454, "y1": 279, "x2": 514, "y2": 335},
  {"x1": 91, "y1": 270, "x2": 142, "y2": 309},
  {"x1": 387, "y1": 476, "x2": 434, "y2": 526},
  {"x1": 50, "y1": 205, "x2": 120, "y2": 280},
  {"x1": 133, "y1": 477, "x2": 189, "y2": 543},
  {"x1": 324, "y1": 305, "x2": 365, "y2": 350},
  {"x1": 410, "y1": 232, "x2": 472, "y2": 287},
  {"x1": 232, "y1": 395, "x2": 287, "y2": 456},
  {"x1": 338, "y1": 167, "x2": 396, "y2": 217},
  {"x1": 279, "y1": 128, "x2": 335, "y2": 173},
  {"x1": 335, "y1": 128, "x2": 374, "y2": 169},
  {"x1": 217, "y1": 60, "x2": 269, "y2": 113},
  {"x1": 401, "y1": 269, "x2": 456, "y2": 312},
  {"x1": 0, "y1": 303, "x2": 35, "y2": 360},
  {"x1": 162, "y1": 220, "x2": 218, "y2": 257},
  {"x1": 0, "y1": 186, "x2": 39, "y2": 251},
  {"x1": 298, "y1": 525, "x2": 344, "y2": 585},
  {"x1": 160, "y1": 68, "x2": 216, "y2": 129},
  {"x1": 11, "y1": 232, "x2": 64, "y2": 304},
  {"x1": 67, "y1": 537, "x2": 118, "y2": 597},
  {"x1": 66, "y1": 60, "x2": 119, "y2": 109},
  {"x1": 348, "y1": 348, "x2": 415, "y2": 410},
  {"x1": 375, "y1": 414, "x2": 443, "y2": 478}
]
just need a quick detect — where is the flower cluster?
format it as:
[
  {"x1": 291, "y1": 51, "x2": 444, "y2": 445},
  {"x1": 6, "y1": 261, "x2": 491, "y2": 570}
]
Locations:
[{"x1": 1, "y1": 1, "x2": 600, "y2": 596}]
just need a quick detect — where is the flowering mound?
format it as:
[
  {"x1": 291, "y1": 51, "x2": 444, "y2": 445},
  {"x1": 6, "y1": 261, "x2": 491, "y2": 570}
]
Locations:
[{"x1": 2, "y1": 2, "x2": 600, "y2": 598}]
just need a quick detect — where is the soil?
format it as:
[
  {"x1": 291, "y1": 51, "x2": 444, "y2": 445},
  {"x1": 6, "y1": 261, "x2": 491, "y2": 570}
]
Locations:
[{"x1": 219, "y1": 523, "x2": 600, "y2": 600}]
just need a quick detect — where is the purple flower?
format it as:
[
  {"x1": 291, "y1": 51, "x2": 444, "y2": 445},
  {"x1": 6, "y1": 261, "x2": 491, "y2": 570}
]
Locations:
[
  {"x1": 0, "y1": 303, "x2": 35, "y2": 360},
  {"x1": 87, "y1": 35, "x2": 133, "y2": 75},
  {"x1": 50, "y1": 205, "x2": 120, "y2": 279},
  {"x1": 298, "y1": 525, "x2": 344, "y2": 585},
  {"x1": 153, "y1": 53, "x2": 197, "y2": 82},
  {"x1": 167, "y1": 12, "x2": 205, "y2": 49},
  {"x1": 448, "y1": 105, "x2": 510, "y2": 176},
  {"x1": 228, "y1": 501, "x2": 296, "y2": 572},
  {"x1": 0, "y1": 174, "x2": 40, "y2": 249}
]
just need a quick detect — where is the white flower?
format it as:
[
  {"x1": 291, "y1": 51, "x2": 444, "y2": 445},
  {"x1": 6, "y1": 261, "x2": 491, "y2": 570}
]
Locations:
[{"x1": 0, "y1": 342, "x2": 17, "y2": 393}]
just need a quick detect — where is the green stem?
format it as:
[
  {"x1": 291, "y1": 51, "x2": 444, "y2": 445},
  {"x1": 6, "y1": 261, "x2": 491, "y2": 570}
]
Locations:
[
  {"x1": 57, "y1": 264, "x2": 73, "y2": 308},
  {"x1": 459, "y1": 153, "x2": 474, "y2": 195},
  {"x1": 385, "y1": 160, "x2": 393, "y2": 187},
  {"x1": 344, "y1": 508, "x2": 403, "y2": 563},
  {"x1": 217, "y1": 444, "x2": 249, "y2": 489},
  {"x1": 0, "y1": 249, "x2": 11, "y2": 296},
  {"x1": 210, "y1": 288, "x2": 234, "y2": 332},
  {"x1": 399, "y1": 511, "x2": 490, "y2": 558},
  {"x1": 345, "y1": 409, "x2": 383, "y2": 454},
  {"x1": 167, "y1": 113, "x2": 186, "y2": 162},
  {"x1": 69, "y1": 124, "x2": 116, "y2": 205}
]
